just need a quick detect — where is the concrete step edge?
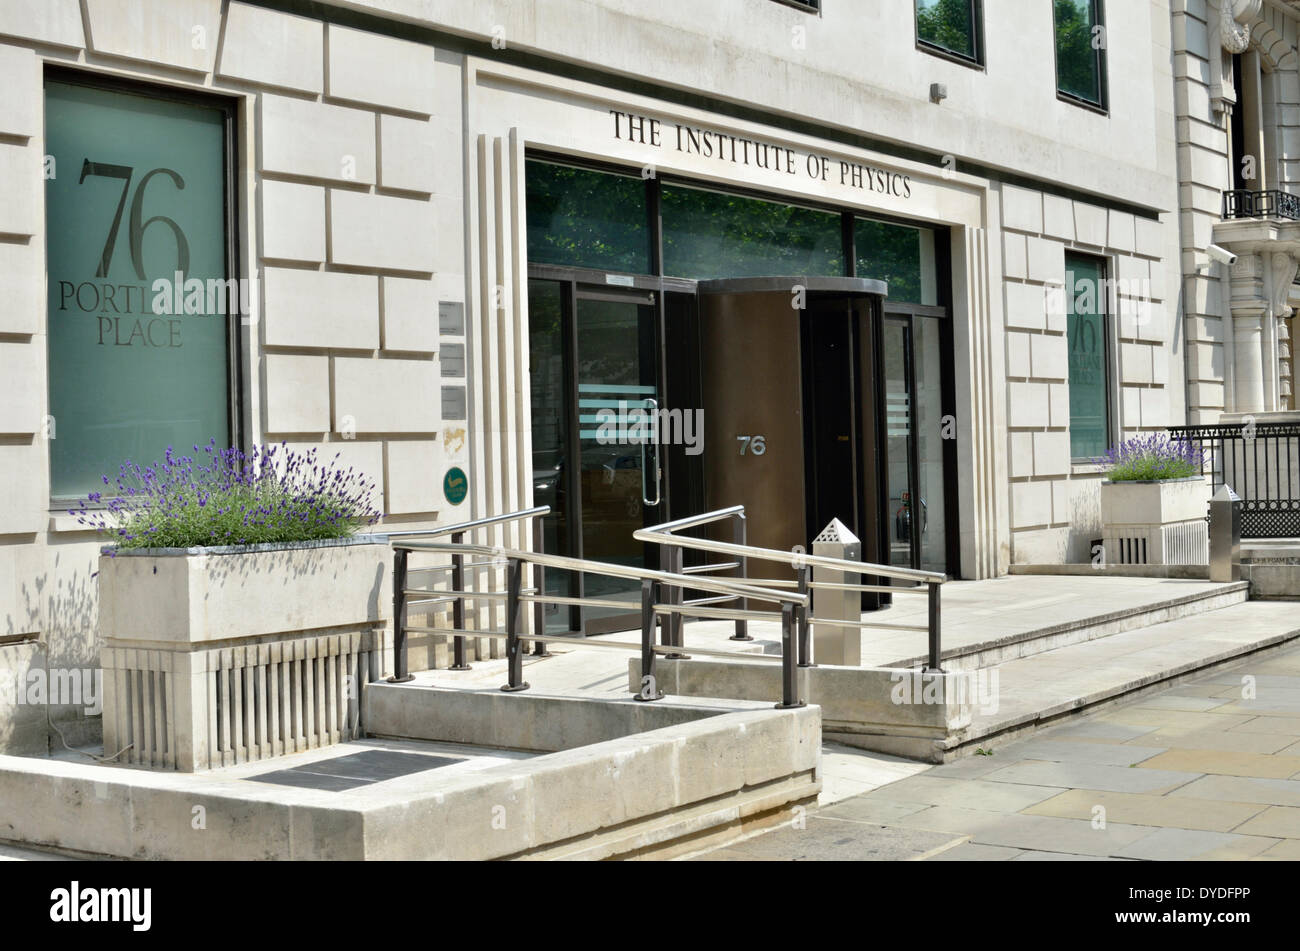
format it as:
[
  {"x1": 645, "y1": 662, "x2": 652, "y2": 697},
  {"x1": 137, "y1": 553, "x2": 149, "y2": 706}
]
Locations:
[
  {"x1": 890, "y1": 582, "x2": 1252, "y2": 670},
  {"x1": 949, "y1": 625, "x2": 1300, "y2": 754}
]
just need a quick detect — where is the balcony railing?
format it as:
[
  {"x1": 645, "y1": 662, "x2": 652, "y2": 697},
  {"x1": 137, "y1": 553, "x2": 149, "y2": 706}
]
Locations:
[{"x1": 1222, "y1": 188, "x2": 1300, "y2": 221}]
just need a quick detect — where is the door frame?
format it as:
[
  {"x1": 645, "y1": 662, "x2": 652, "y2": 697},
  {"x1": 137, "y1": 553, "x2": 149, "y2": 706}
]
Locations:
[
  {"x1": 881, "y1": 300, "x2": 962, "y2": 577},
  {"x1": 528, "y1": 263, "x2": 692, "y2": 635}
]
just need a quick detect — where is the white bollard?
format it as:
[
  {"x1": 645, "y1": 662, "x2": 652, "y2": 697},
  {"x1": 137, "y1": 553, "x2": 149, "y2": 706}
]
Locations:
[{"x1": 811, "y1": 518, "x2": 861, "y2": 666}]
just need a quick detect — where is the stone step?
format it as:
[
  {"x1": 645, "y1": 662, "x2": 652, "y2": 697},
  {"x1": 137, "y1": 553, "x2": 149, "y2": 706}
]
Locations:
[
  {"x1": 948, "y1": 599, "x2": 1300, "y2": 757},
  {"x1": 887, "y1": 581, "x2": 1251, "y2": 672}
]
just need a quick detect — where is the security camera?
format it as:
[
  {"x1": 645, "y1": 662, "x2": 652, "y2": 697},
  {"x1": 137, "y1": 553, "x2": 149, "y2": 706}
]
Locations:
[{"x1": 1207, "y1": 244, "x2": 1237, "y2": 266}]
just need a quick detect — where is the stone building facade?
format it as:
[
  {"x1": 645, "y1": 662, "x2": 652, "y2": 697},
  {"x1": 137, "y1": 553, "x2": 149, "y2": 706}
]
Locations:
[{"x1": 0, "y1": 0, "x2": 1219, "y2": 750}]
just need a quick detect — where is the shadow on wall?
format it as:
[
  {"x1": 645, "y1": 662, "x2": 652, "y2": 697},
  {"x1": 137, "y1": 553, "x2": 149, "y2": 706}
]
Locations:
[{"x1": 4, "y1": 539, "x2": 102, "y2": 752}]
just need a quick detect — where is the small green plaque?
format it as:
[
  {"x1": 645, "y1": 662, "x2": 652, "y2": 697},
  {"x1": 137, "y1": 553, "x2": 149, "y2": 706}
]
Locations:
[{"x1": 443, "y1": 466, "x2": 468, "y2": 506}]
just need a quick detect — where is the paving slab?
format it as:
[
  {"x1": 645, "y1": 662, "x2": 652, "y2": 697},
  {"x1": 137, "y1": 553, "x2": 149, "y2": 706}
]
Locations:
[
  {"x1": 1230, "y1": 716, "x2": 1300, "y2": 735},
  {"x1": 924, "y1": 843, "x2": 1023, "y2": 860},
  {"x1": 1133, "y1": 728, "x2": 1299, "y2": 754},
  {"x1": 1009, "y1": 850, "x2": 1130, "y2": 861},
  {"x1": 1128, "y1": 695, "x2": 1238, "y2": 713},
  {"x1": 1022, "y1": 788, "x2": 1268, "y2": 833},
  {"x1": 1003, "y1": 739, "x2": 1168, "y2": 766},
  {"x1": 1115, "y1": 828, "x2": 1279, "y2": 861},
  {"x1": 1046, "y1": 720, "x2": 1161, "y2": 743},
  {"x1": 853, "y1": 775, "x2": 1064, "y2": 813},
  {"x1": 892, "y1": 805, "x2": 1155, "y2": 856},
  {"x1": 1231, "y1": 805, "x2": 1300, "y2": 839},
  {"x1": 980, "y1": 760, "x2": 1203, "y2": 795},
  {"x1": 1255, "y1": 839, "x2": 1300, "y2": 860},
  {"x1": 689, "y1": 815, "x2": 966, "y2": 861},
  {"x1": 815, "y1": 797, "x2": 932, "y2": 824},
  {"x1": 1167, "y1": 774, "x2": 1300, "y2": 807},
  {"x1": 1137, "y1": 749, "x2": 1300, "y2": 779}
]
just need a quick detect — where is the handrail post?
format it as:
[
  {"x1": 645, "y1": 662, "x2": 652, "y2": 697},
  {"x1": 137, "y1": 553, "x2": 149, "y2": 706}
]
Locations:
[
  {"x1": 531, "y1": 516, "x2": 552, "y2": 656},
  {"x1": 730, "y1": 513, "x2": 753, "y2": 641},
  {"x1": 387, "y1": 547, "x2": 414, "y2": 683},
  {"x1": 664, "y1": 545, "x2": 688, "y2": 659},
  {"x1": 775, "y1": 601, "x2": 803, "y2": 709},
  {"x1": 926, "y1": 580, "x2": 943, "y2": 672},
  {"x1": 449, "y1": 531, "x2": 470, "y2": 670},
  {"x1": 796, "y1": 564, "x2": 813, "y2": 668},
  {"x1": 635, "y1": 579, "x2": 664, "y2": 701},
  {"x1": 501, "y1": 556, "x2": 529, "y2": 692}
]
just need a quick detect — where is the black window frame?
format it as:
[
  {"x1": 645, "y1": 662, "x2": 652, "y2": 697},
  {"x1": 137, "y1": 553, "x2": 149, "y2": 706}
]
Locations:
[
  {"x1": 914, "y1": 0, "x2": 986, "y2": 70},
  {"x1": 771, "y1": 0, "x2": 820, "y2": 12},
  {"x1": 1053, "y1": 0, "x2": 1109, "y2": 114},
  {"x1": 42, "y1": 65, "x2": 244, "y2": 505}
]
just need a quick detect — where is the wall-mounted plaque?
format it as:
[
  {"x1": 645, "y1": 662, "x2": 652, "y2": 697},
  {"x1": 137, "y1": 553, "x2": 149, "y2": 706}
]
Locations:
[
  {"x1": 441, "y1": 385, "x2": 467, "y2": 420},
  {"x1": 438, "y1": 300, "x2": 465, "y2": 336},
  {"x1": 441, "y1": 342, "x2": 465, "y2": 378}
]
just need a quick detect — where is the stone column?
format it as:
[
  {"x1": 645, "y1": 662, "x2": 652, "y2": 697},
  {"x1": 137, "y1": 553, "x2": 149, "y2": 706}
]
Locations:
[{"x1": 1230, "y1": 254, "x2": 1269, "y2": 414}]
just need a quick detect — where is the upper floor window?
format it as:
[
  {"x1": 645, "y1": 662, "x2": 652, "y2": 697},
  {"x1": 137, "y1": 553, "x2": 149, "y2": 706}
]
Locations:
[
  {"x1": 915, "y1": 0, "x2": 983, "y2": 66},
  {"x1": 1054, "y1": 0, "x2": 1107, "y2": 110},
  {"x1": 773, "y1": 0, "x2": 819, "y2": 11}
]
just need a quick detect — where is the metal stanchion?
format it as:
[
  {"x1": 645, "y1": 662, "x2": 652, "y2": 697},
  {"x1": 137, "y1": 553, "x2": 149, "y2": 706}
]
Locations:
[
  {"x1": 926, "y1": 580, "x2": 943, "y2": 672},
  {"x1": 775, "y1": 601, "x2": 803, "y2": 709},
  {"x1": 635, "y1": 579, "x2": 663, "y2": 701},
  {"x1": 731, "y1": 513, "x2": 753, "y2": 641},
  {"x1": 449, "y1": 530, "x2": 471, "y2": 670},
  {"x1": 387, "y1": 547, "x2": 414, "y2": 683},
  {"x1": 531, "y1": 516, "x2": 552, "y2": 656},
  {"x1": 501, "y1": 557, "x2": 529, "y2": 692}
]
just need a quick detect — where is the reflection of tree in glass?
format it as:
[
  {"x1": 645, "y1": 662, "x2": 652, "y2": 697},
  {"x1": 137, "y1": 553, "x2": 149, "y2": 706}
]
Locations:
[
  {"x1": 526, "y1": 162, "x2": 652, "y2": 273},
  {"x1": 1054, "y1": 0, "x2": 1099, "y2": 102},
  {"x1": 661, "y1": 185, "x2": 843, "y2": 279},
  {"x1": 916, "y1": 0, "x2": 975, "y2": 58},
  {"x1": 856, "y1": 219, "x2": 922, "y2": 304}
]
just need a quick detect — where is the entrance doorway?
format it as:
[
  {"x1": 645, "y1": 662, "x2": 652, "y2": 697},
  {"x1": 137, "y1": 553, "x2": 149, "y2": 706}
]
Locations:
[
  {"x1": 528, "y1": 267, "x2": 695, "y2": 634},
  {"x1": 693, "y1": 281, "x2": 957, "y2": 584},
  {"x1": 527, "y1": 270, "x2": 958, "y2": 634}
]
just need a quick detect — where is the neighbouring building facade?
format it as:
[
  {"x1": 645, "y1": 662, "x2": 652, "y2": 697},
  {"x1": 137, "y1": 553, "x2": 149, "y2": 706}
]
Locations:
[
  {"x1": 2, "y1": 0, "x2": 1284, "y2": 750},
  {"x1": 1174, "y1": 0, "x2": 1300, "y2": 420}
]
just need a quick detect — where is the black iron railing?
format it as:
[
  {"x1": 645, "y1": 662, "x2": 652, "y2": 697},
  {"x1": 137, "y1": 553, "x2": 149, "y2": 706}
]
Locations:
[
  {"x1": 1169, "y1": 423, "x2": 1300, "y2": 538},
  {"x1": 1222, "y1": 189, "x2": 1300, "y2": 221}
]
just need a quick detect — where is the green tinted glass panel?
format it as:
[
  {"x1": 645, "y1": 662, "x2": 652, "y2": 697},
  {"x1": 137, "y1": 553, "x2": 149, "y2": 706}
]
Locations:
[
  {"x1": 1066, "y1": 255, "x2": 1109, "y2": 460},
  {"x1": 45, "y1": 81, "x2": 230, "y2": 498},
  {"x1": 916, "y1": 0, "x2": 977, "y2": 60},
  {"x1": 525, "y1": 160, "x2": 651, "y2": 273},
  {"x1": 1055, "y1": 0, "x2": 1103, "y2": 105},
  {"x1": 661, "y1": 184, "x2": 843, "y2": 280},
  {"x1": 855, "y1": 218, "x2": 933, "y2": 304}
]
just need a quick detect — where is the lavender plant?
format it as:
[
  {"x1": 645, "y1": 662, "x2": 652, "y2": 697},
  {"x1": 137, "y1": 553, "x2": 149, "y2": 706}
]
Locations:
[
  {"x1": 1096, "y1": 434, "x2": 1207, "y2": 483},
  {"x1": 71, "y1": 441, "x2": 382, "y2": 550}
]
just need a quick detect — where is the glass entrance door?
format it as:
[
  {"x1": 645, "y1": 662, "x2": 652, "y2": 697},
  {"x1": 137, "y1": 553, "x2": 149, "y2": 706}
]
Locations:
[
  {"x1": 528, "y1": 275, "x2": 664, "y2": 635},
  {"x1": 882, "y1": 312, "x2": 951, "y2": 575}
]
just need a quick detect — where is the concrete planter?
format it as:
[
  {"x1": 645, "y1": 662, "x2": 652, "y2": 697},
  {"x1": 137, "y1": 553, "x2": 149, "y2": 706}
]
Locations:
[
  {"x1": 98, "y1": 536, "x2": 392, "y2": 771},
  {"x1": 1100, "y1": 477, "x2": 1210, "y2": 566}
]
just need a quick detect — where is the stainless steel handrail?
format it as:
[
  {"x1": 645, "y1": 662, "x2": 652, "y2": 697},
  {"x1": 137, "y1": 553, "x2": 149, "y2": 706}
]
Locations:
[
  {"x1": 396, "y1": 541, "x2": 807, "y2": 607},
  {"x1": 634, "y1": 529, "x2": 947, "y2": 584},
  {"x1": 388, "y1": 511, "x2": 810, "y2": 707},
  {"x1": 389, "y1": 505, "x2": 554, "y2": 677},
  {"x1": 637, "y1": 505, "x2": 946, "y2": 671},
  {"x1": 642, "y1": 506, "x2": 753, "y2": 646},
  {"x1": 382, "y1": 505, "x2": 550, "y2": 538}
]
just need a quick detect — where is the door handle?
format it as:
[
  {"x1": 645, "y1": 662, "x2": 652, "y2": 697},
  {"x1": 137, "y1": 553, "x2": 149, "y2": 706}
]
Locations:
[{"x1": 641, "y1": 397, "x2": 661, "y2": 507}]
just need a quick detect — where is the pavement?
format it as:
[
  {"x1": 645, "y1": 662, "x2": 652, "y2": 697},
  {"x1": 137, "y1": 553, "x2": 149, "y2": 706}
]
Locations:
[{"x1": 689, "y1": 641, "x2": 1300, "y2": 861}]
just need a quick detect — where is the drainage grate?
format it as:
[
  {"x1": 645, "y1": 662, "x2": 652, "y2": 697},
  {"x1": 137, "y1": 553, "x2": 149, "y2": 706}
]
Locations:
[{"x1": 246, "y1": 749, "x2": 466, "y2": 792}]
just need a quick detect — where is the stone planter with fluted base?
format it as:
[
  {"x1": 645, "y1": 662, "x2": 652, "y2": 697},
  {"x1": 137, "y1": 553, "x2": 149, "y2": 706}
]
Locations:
[
  {"x1": 97, "y1": 536, "x2": 392, "y2": 771},
  {"x1": 1100, "y1": 477, "x2": 1211, "y2": 566}
]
